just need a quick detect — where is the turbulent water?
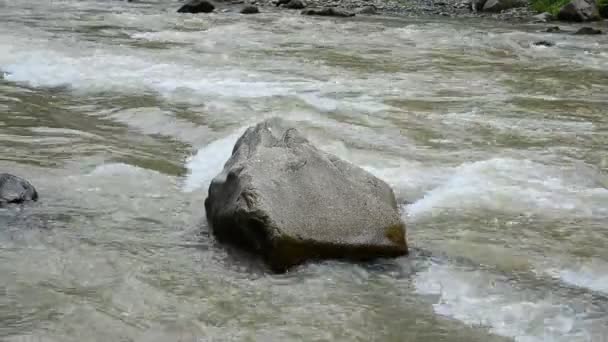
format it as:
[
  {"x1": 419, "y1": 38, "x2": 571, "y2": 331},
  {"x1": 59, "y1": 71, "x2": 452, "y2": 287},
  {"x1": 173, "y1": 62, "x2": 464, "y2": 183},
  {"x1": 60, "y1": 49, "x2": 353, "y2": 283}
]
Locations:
[{"x1": 1, "y1": 0, "x2": 608, "y2": 341}]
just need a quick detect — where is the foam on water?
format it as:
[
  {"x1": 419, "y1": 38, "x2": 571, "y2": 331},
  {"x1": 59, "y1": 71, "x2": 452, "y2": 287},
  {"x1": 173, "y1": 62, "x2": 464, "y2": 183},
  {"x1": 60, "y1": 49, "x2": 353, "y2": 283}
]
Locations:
[
  {"x1": 107, "y1": 108, "x2": 211, "y2": 144},
  {"x1": 182, "y1": 129, "x2": 247, "y2": 192},
  {"x1": 415, "y1": 263, "x2": 602, "y2": 342},
  {"x1": 0, "y1": 52, "x2": 291, "y2": 101},
  {"x1": 545, "y1": 259, "x2": 608, "y2": 294},
  {"x1": 2, "y1": 4, "x2": 608, "y2": 341},
  {"x1": 407, "y1": 158, "x2": 608, "y2": 219},
  {"x1": 0, "y1": 29, "x2": 294, "y2": 102},
  {"x1": 385, "y1": 23, "x2": 608, "y2": 71}
]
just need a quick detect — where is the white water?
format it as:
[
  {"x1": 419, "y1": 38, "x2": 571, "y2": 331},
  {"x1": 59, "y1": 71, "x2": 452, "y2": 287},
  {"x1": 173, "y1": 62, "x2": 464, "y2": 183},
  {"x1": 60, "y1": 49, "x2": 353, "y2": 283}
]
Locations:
[{"x1": 1, "y1": 1, "x2": 607, "y2": 341}]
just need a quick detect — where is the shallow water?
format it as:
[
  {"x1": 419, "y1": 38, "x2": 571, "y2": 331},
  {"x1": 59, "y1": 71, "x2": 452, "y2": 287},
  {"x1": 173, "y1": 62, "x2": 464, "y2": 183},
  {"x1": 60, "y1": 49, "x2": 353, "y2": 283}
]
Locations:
[{"x1": 1, "y1": 1, "x2": 608, "y2": 341}]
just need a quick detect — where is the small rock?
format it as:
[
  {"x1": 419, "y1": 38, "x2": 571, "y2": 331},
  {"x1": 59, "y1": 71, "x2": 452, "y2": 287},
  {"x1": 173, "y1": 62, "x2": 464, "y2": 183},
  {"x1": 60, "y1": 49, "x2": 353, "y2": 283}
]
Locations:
[
  {"x1": 275, "y1": 0, "x2": 290, "y2": 6},
  {"x1": 285, "y1": 0, "x2": 306, "y2": 9},
  {"x1": 241, "y1": 5, "x2": 260, "y2": 13},
  {"x1": 557, "y1": 0, "x2": 600, "y2": 22},
  {"x1": 0, "y1": 174, "x2": 38, "y2": 206},
  {"x1": 177, "y1": 0, "x2": 215, "y2": 13},
  {"x1": 574, "y1": 26, "x2": 602, "y2": 34},
  {"x1": 301, "y1": 7, "x2": 355, "y2": 16},
  {"x1": 533, "y1": 40, "x2": 555, "y2": 47},
  {"x1": 545, "y1": 26, "x2": 562, "y2": 32}
]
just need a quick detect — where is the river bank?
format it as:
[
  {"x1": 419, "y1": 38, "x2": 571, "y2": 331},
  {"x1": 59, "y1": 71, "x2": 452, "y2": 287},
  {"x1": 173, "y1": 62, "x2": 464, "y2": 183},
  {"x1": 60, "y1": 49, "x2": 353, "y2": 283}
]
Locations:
[{"x1": 239, "y1": 0, "x2": 538, "y2": 19}]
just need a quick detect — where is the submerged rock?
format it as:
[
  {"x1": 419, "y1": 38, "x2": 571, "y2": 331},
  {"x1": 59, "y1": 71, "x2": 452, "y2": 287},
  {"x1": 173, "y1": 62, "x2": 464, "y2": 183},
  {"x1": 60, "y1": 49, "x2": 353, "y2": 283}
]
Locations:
[
  {"x1": 205, "y1": 118, "x2": 408, "y2": 272},
  {"x1": 557, "y1": 0, "x2": 600, "y2": 22},
  {"x1": 240, "y1": 5, "x2": 260, "y2": 13},
  {"x1": 177, "y1": 0, "x2": 215, "y2": 13},
  {"x1": 533, "y1": 40, "x2": 555, "y2": 46},
  {"x1": 545, "y1": 26, "x2": 562, "y2": 32},
  {"x1": 301, "y1": 8, "x2": 355, "y2": 17},
  {"x1": 0, "y1": 174, "x2": 38, "y2": 206},
  {"x1": 574, "y1": 26, "x2": 602, "y2": 34}
]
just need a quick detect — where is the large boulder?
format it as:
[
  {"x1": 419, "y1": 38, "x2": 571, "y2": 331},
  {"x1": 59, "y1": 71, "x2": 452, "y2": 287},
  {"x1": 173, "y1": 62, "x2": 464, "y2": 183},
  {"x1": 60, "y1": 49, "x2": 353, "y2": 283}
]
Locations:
[
  {"x1": 0, "y1": 174, "x2": 38, "y2": 206},
  {"x1": 301, "y1": 8, "x2": 356, "y2": 17},
  {"x1": 177, "y1": 0, "x2": 215, "y2": 13},
  {"x1": 557, "y1": 0, "x2": 600, "y2": 21},
  {"x1": 482, "y1": 0, "x2": 525, "y2": 12},
  {"x1": 205, "y1": 118, "x2": 407, "y2": 272}
]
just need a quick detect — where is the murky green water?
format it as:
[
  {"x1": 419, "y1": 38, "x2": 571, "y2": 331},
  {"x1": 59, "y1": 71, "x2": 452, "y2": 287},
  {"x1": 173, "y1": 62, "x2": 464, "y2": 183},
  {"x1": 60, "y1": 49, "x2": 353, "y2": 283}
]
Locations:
[{"x1": 1, "y1": 1, "x2": 608, "y2": 341}]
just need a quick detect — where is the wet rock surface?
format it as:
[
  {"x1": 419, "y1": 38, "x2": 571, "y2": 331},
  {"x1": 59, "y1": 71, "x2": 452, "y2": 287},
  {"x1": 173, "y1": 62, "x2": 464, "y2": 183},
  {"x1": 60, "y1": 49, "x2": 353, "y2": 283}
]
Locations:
[
  {"x1": 533, "y1": 40, "x2": 555, "y2": 46},
  {"x1": 0, "y1": 174, "x2": 38, "y2": 206},
  {"x1": 557, "y1": 0, "x2": 601, "y2": 22},
  {"x1": 241, "y1": 4, "x2": 260, "y2": 13},
  {"x1": 177, "y1": 0, "x2": 215, "y2": 13},
  {"x1": 205, "y1": 118, "x2": 408, "y2": 272},
  {"x1": 574, "y1": 26, "x2": 603, "y2": 34}
]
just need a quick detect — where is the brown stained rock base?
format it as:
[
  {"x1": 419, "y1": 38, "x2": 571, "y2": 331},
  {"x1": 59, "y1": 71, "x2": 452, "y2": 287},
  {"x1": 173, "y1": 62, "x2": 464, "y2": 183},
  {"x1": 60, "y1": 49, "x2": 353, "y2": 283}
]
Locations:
[{"x1": 266, "y1": 229, "x2": 408, "y2": 273}]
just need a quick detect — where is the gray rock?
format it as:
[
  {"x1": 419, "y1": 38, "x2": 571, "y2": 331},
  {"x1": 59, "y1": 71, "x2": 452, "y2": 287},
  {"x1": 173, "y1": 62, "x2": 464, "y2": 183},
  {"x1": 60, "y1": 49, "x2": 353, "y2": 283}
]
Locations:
[
  {"x1": 177, "y1": 0, "x2": 215, "y2": 13},
  {"x1": 284, "y1": 0, "x2": 306, "y2": 9},
  {"x1": 471, "y1": 0, "x2": 488, "y2": 12},
  {"x1": 574, "y1": 26, "x2": 602, "y2": 34},
  {"x1": 482, "y1": 0, "x2": 525, "y2": 12},
  {"x1": 301, "y1": 7, "x2": 356, "y2": 16},
  {"x1": 204, "y1": 118, "x2": 408, "y2": 272},
  {"x1": 241, "y1": 5, "x2": 260, "y2": 13},
  {"x1": 557, "y1": 0, "x2": 600, "y2": 22},
  {"x1": 545, "y1": 26, "x2": 562, "y2": 32},
  {"x1": 357, "y1": 5, "x2": 378, "y2": 14},
  {"x1": 0, "y1": 174, "x2": 38, "y2": 206}
]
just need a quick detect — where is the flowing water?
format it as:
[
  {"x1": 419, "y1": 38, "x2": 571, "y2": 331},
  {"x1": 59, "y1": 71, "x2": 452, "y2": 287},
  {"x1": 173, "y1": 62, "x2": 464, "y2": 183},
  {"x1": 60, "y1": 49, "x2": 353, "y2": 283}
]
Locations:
[{"x1": 1, "y1": 0, "x2": 608, "y2": 341}]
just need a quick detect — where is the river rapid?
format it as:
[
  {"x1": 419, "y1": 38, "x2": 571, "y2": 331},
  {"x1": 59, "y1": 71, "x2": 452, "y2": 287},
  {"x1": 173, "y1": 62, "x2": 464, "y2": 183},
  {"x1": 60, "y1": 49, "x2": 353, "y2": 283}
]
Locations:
[{"x1": 1, "y1": 1, "x2": 608, "y2": 341}]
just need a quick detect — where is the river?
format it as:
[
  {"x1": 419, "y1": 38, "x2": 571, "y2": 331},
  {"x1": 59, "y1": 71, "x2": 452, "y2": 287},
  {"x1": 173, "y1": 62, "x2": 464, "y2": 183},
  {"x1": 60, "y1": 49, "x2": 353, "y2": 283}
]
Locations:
[{"x1": 1, "y1": 0, "x2": 608, "y2": 341}]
